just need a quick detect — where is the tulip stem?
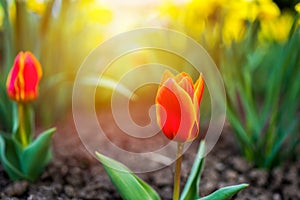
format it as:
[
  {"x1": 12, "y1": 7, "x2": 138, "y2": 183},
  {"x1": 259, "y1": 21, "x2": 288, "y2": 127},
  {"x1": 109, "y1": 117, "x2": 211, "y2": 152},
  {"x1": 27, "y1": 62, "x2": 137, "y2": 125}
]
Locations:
[
  {"x1": 173, "y1": 142, "x2": 184, "y2": 200},
  {"x1": 18, "y1": 103, "x2": 29, "y2": 147}
]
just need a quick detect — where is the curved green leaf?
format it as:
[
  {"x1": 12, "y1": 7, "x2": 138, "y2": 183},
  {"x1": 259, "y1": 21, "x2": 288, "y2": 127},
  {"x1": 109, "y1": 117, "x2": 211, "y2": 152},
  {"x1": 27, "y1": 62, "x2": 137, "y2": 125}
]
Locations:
[
  {"x1": 0, "y1": 85, "x2": 14, "y2": 133},
  {"x1": 180, "y1": 140, "x2": 206, "y2": 200},
  {"x1": 0, "y1": 134, "x2": 28, "y2": 180},
  {"x1": 96, "y1": 152, "x2": 160, "y2": 200},
  {"x1": 199, "y1": 184, "x2": 249, "y2": 200},
  {"x1": 20, "y1": 128, "x2": 55, "y2": 181}
]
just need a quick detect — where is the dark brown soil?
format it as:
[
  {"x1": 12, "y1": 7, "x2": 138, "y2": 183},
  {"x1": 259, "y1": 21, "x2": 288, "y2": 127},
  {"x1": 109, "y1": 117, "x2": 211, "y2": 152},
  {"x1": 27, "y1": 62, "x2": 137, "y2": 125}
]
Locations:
[
  {"x1": 1, "y1": 133, "x2": 300, "y2": 199},
  {"x1": 1, "y1": 102, "x2": 300, "y2": 199}
]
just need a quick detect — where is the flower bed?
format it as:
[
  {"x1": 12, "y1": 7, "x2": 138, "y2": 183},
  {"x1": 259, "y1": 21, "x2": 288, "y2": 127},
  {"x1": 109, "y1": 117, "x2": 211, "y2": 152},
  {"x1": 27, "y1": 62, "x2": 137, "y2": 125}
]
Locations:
[{"x1": 1, "y1": 110, "x2": 299, "y2": 199}]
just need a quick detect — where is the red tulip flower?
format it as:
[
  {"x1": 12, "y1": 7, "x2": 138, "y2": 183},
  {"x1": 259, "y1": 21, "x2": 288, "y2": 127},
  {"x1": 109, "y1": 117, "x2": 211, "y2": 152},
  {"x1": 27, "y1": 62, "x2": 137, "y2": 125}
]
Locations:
[
  {"x1": 156, "y1": 71, "x2": 204, "y2": 143},
  {"x1": 6, "y1": 51, "x2": 42, "y2": 103},
  {"x1": 1, "y1": 52, "x2": 56, "y2": 182}
]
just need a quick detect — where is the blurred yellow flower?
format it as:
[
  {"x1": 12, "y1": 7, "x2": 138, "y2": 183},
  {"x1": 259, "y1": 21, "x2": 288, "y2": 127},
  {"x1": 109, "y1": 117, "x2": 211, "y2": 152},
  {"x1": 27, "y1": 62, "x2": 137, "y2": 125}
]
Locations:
[
  {"x1": 26, "y1": 0, "x2": 46, "y2": 15},
  {"x1": 160, "y1": 0, "x2": 182, "y2": 20},
  {"x1": 75, "y1": 1, "x2": 113, "y2": 25},
  {"x1": 88, "y1": 7, "x2": 112, "y2": 24},
  {"x1": 188, "y1": 0, "x2": 226, "y2": 19},
  {"x1": 228, "y1": 0, "x2": 280, "y2": 22},
  {"x1": 257, "y1": 0, "x2": 280, "y2": 20},
  {"x1": 222, "y1": 13, "x2": 246, "y2": 45},
  {"x1": 159, "y1": 0, "x2": 284, "y2": 46},
  {"x1": 259, "y1": 12, "x2": 294, "y2": 42},
  {"x1": 222, "y1": 0, "x2": 280, "y2": 44},
  {"x1": 296, "y1": 3, "x2": 300, "y2": 13}
]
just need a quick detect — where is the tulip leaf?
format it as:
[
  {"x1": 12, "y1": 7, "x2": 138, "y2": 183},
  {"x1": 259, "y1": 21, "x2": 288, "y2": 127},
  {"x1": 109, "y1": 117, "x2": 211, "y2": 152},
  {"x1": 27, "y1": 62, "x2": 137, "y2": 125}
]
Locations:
[
  {"x1": 12, "y1": 103, "x2": 18, "y2": 134},
  {"x1": 20, "y1": 128, "x2": 55, "y2": 181},
  {"x1": 0, "y1": 134, "x2": 28, "y2": 180},
  {"x1": 96, "y1": 152, "x2": 160, "y2": 200},
  {"x1": 226, "y1": 109, "x2": 252, "y2": 148},
  {"x1": 0, "y1": 86, "x2": 14, "y2": 133},
  {"x1": 198, "y1": 184, "x2": 249, "y2": 200},
  {"x1": 180, "y1": 140, "x2": 205, "y2": 200}
]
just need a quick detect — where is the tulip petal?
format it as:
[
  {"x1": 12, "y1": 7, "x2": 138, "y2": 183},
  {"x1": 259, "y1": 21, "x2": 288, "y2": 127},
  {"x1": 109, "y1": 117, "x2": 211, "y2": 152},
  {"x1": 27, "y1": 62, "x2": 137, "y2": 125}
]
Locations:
[
  {"x1": 23, "y1": 52, "x2": 42, "y2": 100},
  {"x1": 175, "y1": 72, "x2": 189, "y2": 81},
  {"x1": 178, "y1": 76, "x2": 194, "y2": 100},
  {"x1": 193, "y1": 74, "x2": 205, "y2": 129},
  {"x1": 18, "y1": 52, "x2": 26, "y2": 101},
  {"x1": 156, "y1": 78, "x2": 197, "y2": 142},
  {"x1": 6, "y1": 51, "x2": 42, "y2": 102},
  {"x1": 194, "y1": 73, "x2": 205, "y2": 106},
  {"x1": 160, "y1": 70, "x2": 175, "y2": 87},
  {"x1": 7, "y1": 53, "x2": 22, "y2": 100},
  {"x1": 13, "y1": 52, "x2": 25, "y2": 101},
  {"x1": 156, "y1": 80, "x2": 180, "y2": 140}
]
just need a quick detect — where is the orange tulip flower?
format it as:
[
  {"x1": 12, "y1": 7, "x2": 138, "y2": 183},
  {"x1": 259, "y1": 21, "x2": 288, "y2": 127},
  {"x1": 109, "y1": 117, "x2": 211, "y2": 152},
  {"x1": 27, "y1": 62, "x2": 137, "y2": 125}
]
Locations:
[
  {"x1": 6, "y1": 51, "x2": 42, "y2": 103},
  {"x1": 156, "y1": 71, "x2": 204, "y2": 143}
]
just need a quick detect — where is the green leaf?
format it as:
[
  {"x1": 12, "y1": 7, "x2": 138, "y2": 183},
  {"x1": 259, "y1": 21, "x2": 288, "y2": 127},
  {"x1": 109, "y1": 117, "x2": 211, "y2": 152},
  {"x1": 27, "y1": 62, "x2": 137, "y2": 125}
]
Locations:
[
  {"x1": 95, "y1": 152, "x2": 160, "y2": 200},
  {"x1": 20, "y1": 128, "x2": 55, "y2": 181},
  {"x1": 0, "y1": 128, "x2": 55, "y2": 181},
  {"x1": 180, "y1": 140, "x2": 206, "y2": 200},
  {"x1": 0, "y1": 85, "x2": 14, "y2": 133},
  {"x1": 227, "y1": 109, "x2": 252, "y2": 148},
  {"x1": 199, "y1": 184, "x2": 249, "y2": 200},
  {"x1": 0, "y1": 134, "x2": 28, "y2": 180},
  {"x1": 12, "y1": 103, "x2": 18, "y2": 133}
]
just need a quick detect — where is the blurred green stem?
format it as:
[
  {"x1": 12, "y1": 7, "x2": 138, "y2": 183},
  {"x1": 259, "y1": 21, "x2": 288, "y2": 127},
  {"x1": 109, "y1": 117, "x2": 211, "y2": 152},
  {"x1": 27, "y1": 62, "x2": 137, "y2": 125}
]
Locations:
[
  {"x1": 173, "y1": 142, "x2": 184, "y2": 200},
  {"x1": 0, "y1": 0, "x2": 14, "y2": 74},
  {"x1": 18, "y1": 103, "x2": 29, "y2": 147}
]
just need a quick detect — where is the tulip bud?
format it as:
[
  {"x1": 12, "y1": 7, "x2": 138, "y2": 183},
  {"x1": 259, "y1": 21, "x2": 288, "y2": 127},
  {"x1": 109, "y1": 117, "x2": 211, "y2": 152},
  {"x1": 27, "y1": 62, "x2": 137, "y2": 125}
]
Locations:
[
  {"x1": 156, "y1": 71, "x2": 204, "y2": 143},
  {"x1": 6, "y1": 51, "x2": 42, "y2": 103}
]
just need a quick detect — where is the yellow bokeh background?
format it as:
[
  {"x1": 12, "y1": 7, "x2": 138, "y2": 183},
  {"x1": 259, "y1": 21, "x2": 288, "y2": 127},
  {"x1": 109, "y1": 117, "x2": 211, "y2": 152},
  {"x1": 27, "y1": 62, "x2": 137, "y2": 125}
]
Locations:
[{"x1": 0, "y1": 0, "x2": 299, "y2": 124}]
